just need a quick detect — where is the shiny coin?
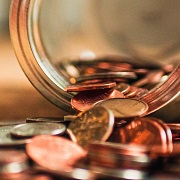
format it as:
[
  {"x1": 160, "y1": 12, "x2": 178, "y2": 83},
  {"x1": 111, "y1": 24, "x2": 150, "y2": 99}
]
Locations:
[
  {"x1": 71, "y1": 88, "x2": 125, "y2": 112},
  {"x1": 67, "y1": 106, "x2": 115, "y2": 149},
  {"x1": 88, "y1": 141, "x2": 150, "y2": 170},
  {"x1": 94, "y1": 98, "x2": 149, "y2": 119},
  {"x1": 134, "y1": 88, "x2": 149, "y2": 99},
  {"x1": 132, "y1": 70, "x2": 164, "y2": 87},
  {"x1": 64, "y1": 82, "x2": 116, "y2": 92},
  {"x1": 108, "y1": 117, "x2": 173, "y2": 154},
  {"x1": 0, "y1": 125, "x2": 31, "y2": 146},
  {"x1": 165, "y1": 123, "x2": 180, "y2": 141},
  {"x1": 125, "y1": 85, "x2": 138, "y2": 98},
  {"x1": 115, "y1": 82, "x2": 130, "y2": 94},
  {"x1": 10, "y1": 123, "x2": 66, "y2": 138},
  {"x1": 26, "y1": 135, "x2": 86, "y2": 171},
  {"x1": 90, "y1": 166, "x2": 147, "y2": 180}
]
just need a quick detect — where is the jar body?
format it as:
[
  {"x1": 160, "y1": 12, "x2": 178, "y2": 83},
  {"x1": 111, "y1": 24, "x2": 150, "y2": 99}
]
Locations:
[{"x1": 10, "y1": 0, "x2": 180, "y2": 118}]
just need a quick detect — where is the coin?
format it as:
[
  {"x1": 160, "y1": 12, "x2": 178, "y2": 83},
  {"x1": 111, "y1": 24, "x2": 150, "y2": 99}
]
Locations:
[
  {"x1": 64, "y1": 82, "x2": 116, "y2": 92},
  {"x1": 94, "y1": 98, "x2": 149, "y2": 119},
  {"x1": 165, "y1": 123, "x2": 180, "y2": 141},
  {"x1": 125, "y1": 85, "x2": 138, "y2": 98},
  {"x1": 71, "y1": 88, "x2": 125, "y2": 111},
  {"x1": 108, "y1": 117, "x2": 173, "y2": 154},
  {"x1": 10, "y1": 123, "x2": 66, "y2": 138},
  {"x1": 134, "y1": 88, "x2": 149, "y2": 99},
  {"x1": 115, "y1": 82, "x2": 130, "y2": 94},
  {"x1": 88, "y1": 141, "x2": 150, "y2": 169},
  {"x1": 132, "y1": 70, "x2": 164, "y2": 87},
  {"x1": 26, "y1": 135, "x2": 86, "y2": 171},
  {"x1": 26, "y1": 117, "x2": 67, "y2": 123},
  {"x1": 75, "y1": 71, "x2": 137, "y2": 83},
  {"x1": 0, "y1": 125, "x2": 31, "y2": 146},
  {"x1": 67, "y1": 106, "x2": 115, "y2": 149},
  {"x1": 0, "y1": 149, "x2": 29, "y2": 174}
]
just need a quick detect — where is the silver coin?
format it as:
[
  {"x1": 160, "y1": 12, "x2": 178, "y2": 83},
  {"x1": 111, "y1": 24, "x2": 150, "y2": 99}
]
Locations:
[
  {"x1": 94, "y1": 98, "x2": 149, "y2": 119},
  {"x1": 0, "y1": 125, "x2": 31, "y2": 146},
  {"x1": 26, "y1": 117, "x2": 70, "y2": 123},
  {"x1": 10, "y1": 123, "x2": 66, "y2": 138}
]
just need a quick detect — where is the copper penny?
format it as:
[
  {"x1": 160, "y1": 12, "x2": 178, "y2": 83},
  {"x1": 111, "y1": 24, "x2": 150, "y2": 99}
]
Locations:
[
  {"x1": 108, "y1": 117, "x2": 173, "y2": 154},
  {"x1": 71, "y1": 88, "x2": 125, "y2": 111},
  {"x1": 132, "y1": 70, "x2": 164, "y2": 87},
  {"x1": 94, "y1": 98, "x2": 149, "y2": 119},
  {"x1": 26, "y1": 135, "x2": 87, "y2": 171},
  {"x1": 88, "y1": 141, "x2": 150, "y2": 169},
  {"x1": 125, "y1": 85, "x2": 138, "y2": 98},
  {"x1": 64, "y1": 82, "x2": 116, "y2": 92},
  {"x1": 67, "y1": 106, "x2": 115, "y2": 149},
  {"x1": 115, "y1": 82, "x2": 130, "y2": 94},
  {"x1": 165, "y1": 123, "x2": 180, "y2": 141}
]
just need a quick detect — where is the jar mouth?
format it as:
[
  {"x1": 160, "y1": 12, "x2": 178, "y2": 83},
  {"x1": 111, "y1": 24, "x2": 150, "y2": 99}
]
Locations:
[{"x1": 10, "y1": 0, "x2": 180, "y2": 113}]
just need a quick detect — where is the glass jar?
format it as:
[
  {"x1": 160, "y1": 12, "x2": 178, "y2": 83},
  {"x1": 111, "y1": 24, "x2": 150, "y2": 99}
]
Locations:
[{"x1": 9, "y1": 0, "x2": 179, "y2": 119}]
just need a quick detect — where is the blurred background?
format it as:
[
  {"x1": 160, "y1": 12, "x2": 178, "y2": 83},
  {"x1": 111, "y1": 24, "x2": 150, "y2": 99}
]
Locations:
[{"x1": 0, "y1": 0, "x2": 64, "y2": 125}]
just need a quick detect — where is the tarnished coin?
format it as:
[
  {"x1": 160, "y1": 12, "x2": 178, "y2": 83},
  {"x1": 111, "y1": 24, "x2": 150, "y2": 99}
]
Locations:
[
  {"x1": 94, "y1": 98, "x2": 149, "y2": 119},
  {"x1": 26, "y1": 135, "x2": 86, "y2": 171},
  {"x1": 67, "y1": 106, "x2": 115, "y2": 149},
  {"x1": 71, "y1": 88, "x2": 125, "y2": 111},
  {"x1": 0, "y1": 125, "x2": 31, "y2": 146},
  {"x1": 64, "y1": 82, "x2": 116, "y2": 92},
  {"x1": 10, "y1": 123, "x2": 66, "y2": 138}
]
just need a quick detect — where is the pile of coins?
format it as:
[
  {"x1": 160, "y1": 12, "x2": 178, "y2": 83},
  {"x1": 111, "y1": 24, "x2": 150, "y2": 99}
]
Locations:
[{"x1": 0, "y1": 58, "x2": 179, "y2": 179}]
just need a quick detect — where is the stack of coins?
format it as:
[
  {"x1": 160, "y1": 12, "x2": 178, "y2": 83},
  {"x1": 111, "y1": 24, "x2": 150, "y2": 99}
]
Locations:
[
  {"x1": 87, "y1": 142, "x2": 151, "y2": 179},
  {"x1": 59, "y1": 57, "x2": 177, "y2": 115}
]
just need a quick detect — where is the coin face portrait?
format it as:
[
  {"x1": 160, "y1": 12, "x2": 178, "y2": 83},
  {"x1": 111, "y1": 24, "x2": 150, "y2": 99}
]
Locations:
[
  {"x1": 94, "y1": 98, "x2": 149, "y2": 119},
  {"x1": 67, "y1": 106, "x2": 115, "y2": 149}
]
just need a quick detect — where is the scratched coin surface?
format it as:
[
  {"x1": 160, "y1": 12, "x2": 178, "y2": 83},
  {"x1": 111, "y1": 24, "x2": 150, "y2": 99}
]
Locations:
[
  {"x1": 64, "y1": 82, "x2": 116, "y2": 92},
  {"x1": 67, "y1": 106, "x2": 115, "y2": 149},
  {"x1": 0, "y1": 125, "x2": 31, "y2": 146},
  {"x1": 94, "y1": 98, "x2": 149, "y2": 119},
  {"x1": 71, "y1": 88, "x2": 125, "y2": 111},
  {"x1": 10, "y1": 123, "x2": 66, "y2": 138},
  {"x1": 26, "y1": 135, "x2": 87, "y2": 171}
]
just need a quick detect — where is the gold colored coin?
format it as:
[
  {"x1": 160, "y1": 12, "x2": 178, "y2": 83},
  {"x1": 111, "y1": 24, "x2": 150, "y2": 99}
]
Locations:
[
  {"x1": 67, "y1": 106, "x2": 114, "y2": 149},
  {"x1": 94, "y1": 98, "x2": 149, "y2": 119}
]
